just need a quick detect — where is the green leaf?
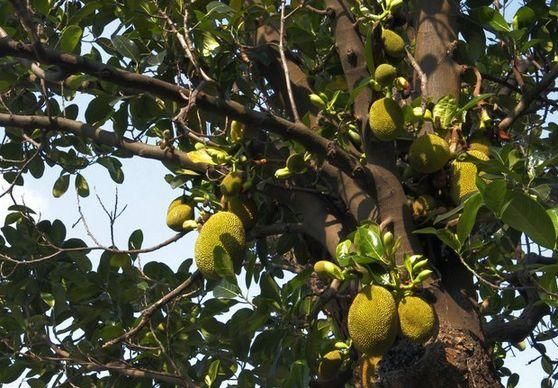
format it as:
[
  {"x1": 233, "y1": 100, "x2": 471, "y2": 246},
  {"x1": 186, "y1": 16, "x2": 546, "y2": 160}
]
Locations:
[
  {"x1": 353, "y1": 225, "x2": 385, "y2": 262},
  {"x1": 58, "y1": 25, "x2": 83, "y2": 52},
  {"x1": 414, "y1": 227, "x2": 461, "y2": 252},
  {"x1": 458, "y1": 93, "x2": 494, "y2": 113},
  {"x1": 109, "y1": 252, "x2": 131, "y2": 268},
  {"x1": 52, "y1": 174, "x2": 70, "y2": 198},
  {"x1": 364, "y1": 29, "x2": 375, "y2": 75},
  {"x1": 128, "y1": 229, "x2": 143, "y2": 250},
  {"x1": 112, "y1": 35, "x2": 139, "y2": 60},
  {"x1": 205, "y1": 359, "x2": 220, "y2": 388},
  {"x1": 433, "y1": 95, "x2": 458, "y2": 129},
  {"x1": 85, "y1": 96, "x2": 113, "y2": 126},
  {"x1": 457, "y1": 193, "x2": 483, "y2": 244},
  {"x1": 213, "y1": 279, "x2": 241, "y2": 299},
  {"x1": 470, "y1": 6, "x2": 510, "y2": 32},
  {"x1": 75, "y1": 173, "x2": 90, "y2": 197},
  {"x1": 479, "y1": 179, "x2": 507, "y2": 216},
  {"x1": 214, "y1": 246, "x2": 237, "y2": 284},
  {"x1": 501, "y1": 193, "x2": 556, "y2": 249},
  {"x1": 335, "y1": 239, "x2": 351, "y2": 262},
  {"x1": 547, "y1": 208, "x2": 558, "y2": 248},
  {"x1": 260, "y1": 273, "x2": 281, "y2": 303},
  {"x1": 507, "y1": 373, "x2": 519, "y2": 388},
  {"x1": 186, "y1": 149, "x2": 217, "y2": 165}
]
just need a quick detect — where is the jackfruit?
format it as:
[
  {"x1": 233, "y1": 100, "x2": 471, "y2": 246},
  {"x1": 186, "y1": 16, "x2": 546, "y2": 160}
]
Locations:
[
  {"x1": 348, "y1": 285, "x2": 398, "y2": 356},
  {"x1": 226, "y1": 195, "x2": 257, "y2": 230},
  {"x1": 408, "y1": 134, "x2": 451, "y2": 174},
  {"x1": 230, "y1": 120, "x2": 245, "y2": 143},
  {"x1": 397, "y1": 296, "x2": 435, "y2": 343},
  {"x1": 286, "y1": 153, "x2": 306, "y2": 173},
  {"x1": 166, "y1": 196, "x2": 195, "y2": 231},
  {"x1": 368, "y1": 97, "x2": 404, "y2": 141},
  {"x1": 220, "y1": 171, "x2": 243, "y2": 197},
  {"x1": 468, "y1": 135, "x2": 490, "y2": 156},
  {"x1": 317, "y1": 350, "x2": 342, "y2": 381},
  {"x1": 194, "y1": 211, "x2": 246, "y2": 278},
  {"x1": 450, "y1": 150, "x2": 489, "y2": 203},
  {"x1": 381, "y1": 29, "x2": 405, "y2": 59},
  {"x1": 168, "y1": 195, "x2": 188, "y2": 211},
  {"x1": 375, "y1": 64, "x2": 397, "y2": 87}
]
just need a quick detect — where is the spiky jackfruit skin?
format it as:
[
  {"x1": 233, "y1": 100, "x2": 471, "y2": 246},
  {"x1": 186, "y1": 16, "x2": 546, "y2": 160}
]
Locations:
[
  {"x1": 375, "y1": 64, "x2": 397, "y2": 87},
  {"x1": 368, "y1": 98, "x2": 404, "y2": 141},
  {"x1": 220, "y1": 172, "x2": 243, "y2": 197},
  {"x1": 469, "y1": 135, "x2": 490, "y2": 156},
  {"x1": 450, "y1": 150, "x2": 490, "y2": 204},
  {"x1": 381, "y1": 29, "x2": 405, "y2": 59},
  {"x1": 408, "y1": 134, "x2": 451, "y2": 174},
  {"x1": 194, "y1": 212, "x2": 246, "y2": 278},
  {"x1": 226, "y1": 196, "x2": 257, "y2": 230},
  {"x1": 317, "y1": 350, "x2": 342, "y2": 381},
  {"x1": 397, "y1": 296, "x2": 435, "y2": 343},
  {"x1": 348, "y1": 285, "x2": 398, "y2": 356}
]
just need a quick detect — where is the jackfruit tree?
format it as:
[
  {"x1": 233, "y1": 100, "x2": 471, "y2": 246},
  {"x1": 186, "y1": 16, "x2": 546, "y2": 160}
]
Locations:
[{"x1": 1, "y1": 0, "x2": 558, "y2": 387}]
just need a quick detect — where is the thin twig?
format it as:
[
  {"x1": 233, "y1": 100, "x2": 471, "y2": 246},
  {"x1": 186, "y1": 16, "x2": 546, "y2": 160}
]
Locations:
[
  {"x1": 102, "y1": 271, "x2": 202, "y2": 349},
  {"x1": 279, "y1": 1, "x2": 301, "y2": 122},
  {"x1": 406, "y1": 47, "x2": 427, "y2": 113}
]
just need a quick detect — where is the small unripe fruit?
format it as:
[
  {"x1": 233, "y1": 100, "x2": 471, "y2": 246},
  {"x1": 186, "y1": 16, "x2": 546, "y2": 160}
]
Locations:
[{"x1": 314, "y1": 260, "x2": 344, "y2": 280}]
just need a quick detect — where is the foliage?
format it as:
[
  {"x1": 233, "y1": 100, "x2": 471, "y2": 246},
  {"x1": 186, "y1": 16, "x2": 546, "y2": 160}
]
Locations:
[{"x1": 0, "y1": 0, "x2": 557, "y2": 386}]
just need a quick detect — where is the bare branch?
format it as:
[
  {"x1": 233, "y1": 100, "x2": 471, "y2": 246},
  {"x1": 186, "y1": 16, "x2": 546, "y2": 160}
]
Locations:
[
  {"x1": 498, "y1": 62, "x2": 558, "y2": 132},
  {"x1": 279, "y1": 1, "x2": 301, "y2": 122},
  {"x1": 101, "y1": 271, "x2": 202, "y2": 349}
]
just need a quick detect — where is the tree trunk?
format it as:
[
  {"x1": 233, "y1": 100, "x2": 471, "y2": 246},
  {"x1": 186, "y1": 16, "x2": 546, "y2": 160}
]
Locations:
[{"x1": 361, "y1": 1, "x2": 501, "y2": 386}]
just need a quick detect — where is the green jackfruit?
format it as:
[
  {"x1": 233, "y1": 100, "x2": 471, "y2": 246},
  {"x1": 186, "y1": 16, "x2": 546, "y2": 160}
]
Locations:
[
  {"x1": 226, "y1": 195, "x2": 257, "y2": 230},
  {"x1": 348, "y1": 285, "x2": 398, "y2": 356},
  {"x1": 317, "y1": 350, "x2": 342, "y2": 381},
  {"x1": 220, "y1": 171, "x2": 243, "y2": 197},
  {"x1": 397, "y1": 296, "x2": 435, "y2": 343},
  {"x1": 381, "y1": 29, "x2": 405, "y2": 59},
  {"x1": 166, "y1": 196, "x2": 194, "y2": 231},
  {"x1": 194, "y1": 211, "x2": 246, "y2": 278},
  {"x1": 408, "y1": 134, "x2": 451, "y2": 174},
  {"x1": 166, "y1": 204, "x2": 194, "y2": 231},
  {"x1": 450, "y1": 150, "x2": 489, "y2": 204},
  {"x1": 368, "y1": 97, "x2": 404, "y2": 141},
  {"x1": 468, "y1": 135, "x2": 490, "y2": 156},
  {"x1": 375, "y1": 64, "x2": 397, "y2": 87}
]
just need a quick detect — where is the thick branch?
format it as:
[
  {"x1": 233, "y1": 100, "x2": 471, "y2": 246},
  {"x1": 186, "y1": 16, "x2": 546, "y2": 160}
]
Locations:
[
  {"x1": 0, "y1": 113, "x2": 209, "y2": 172},
  {"x1": 324, "y1": 0, "x2": 372, "y2": 129},
  {"x1": 484, "y1": 271, "x2": 549, "y2": 343}
]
